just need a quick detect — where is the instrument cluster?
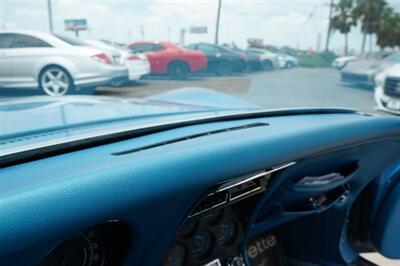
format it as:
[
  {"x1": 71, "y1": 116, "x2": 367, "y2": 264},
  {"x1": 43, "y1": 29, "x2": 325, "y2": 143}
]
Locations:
[{"x1": 162, "y1": 197, "x2": 259, "y2": 266}]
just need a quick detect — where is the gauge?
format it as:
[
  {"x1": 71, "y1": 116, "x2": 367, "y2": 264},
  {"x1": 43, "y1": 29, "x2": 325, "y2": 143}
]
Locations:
[
  {"x1": 191, "y1": 231, "x2": 214, "y2": 258},
  {"x1": 38, "y1": 230, "x2": 105, "y2": 266},
  {"x1": 200, "y1": 209, "x2": 222, "y2": 225},
  {"x1": 217, "y1": 219, "x2": 237, "y2": 246},
  {"x1": 179, "y1": 220, "x2": 196, "y2": 236},
  {"x1": 162, "y1": 244, "x2": 186, "y2": 266}
]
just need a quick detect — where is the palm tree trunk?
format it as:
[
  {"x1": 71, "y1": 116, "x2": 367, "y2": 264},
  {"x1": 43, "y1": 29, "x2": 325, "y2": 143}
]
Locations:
[
  {"x1": 345, "y1": 33, "x2": 349, "y2": 55},
  {"x1": 361, "y1": 32, "x2": 366, "y2": 53}
]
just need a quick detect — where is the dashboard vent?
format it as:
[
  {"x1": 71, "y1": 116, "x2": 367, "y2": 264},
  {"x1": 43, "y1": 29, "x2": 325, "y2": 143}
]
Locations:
[
  {"x1": 188, "y1": 162, "x2": 296, "y2": 218},
  {"x1": 112, "y1": 122, "x2": 268, "y2": 155}
]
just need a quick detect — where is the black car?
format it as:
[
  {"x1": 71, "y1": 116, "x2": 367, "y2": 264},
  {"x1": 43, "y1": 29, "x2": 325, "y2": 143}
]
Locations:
[
  {"x1": 186, "y1": 43, "x2": 247, "y2": 75},
  {"x1": 229, "y1": 46, "x2": 263, "y2": 71}
]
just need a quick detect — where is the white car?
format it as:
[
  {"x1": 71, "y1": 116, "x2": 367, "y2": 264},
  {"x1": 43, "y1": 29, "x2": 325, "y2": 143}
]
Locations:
[
  {"x1": 246, "y1": 48, "x2": 279, "y2": 70},
  {"x1": 332, "y1": 55, "x2": 357, "y2": 70},
  {"x1": 0, "y1": 30, "x2": 129, "y2": 96},
  {"x1": 374, "y1": 64, "x2": 400, "y2": 115},
  {"x1": 83, "y1": 40, "x2": 150, "y2": 85}
]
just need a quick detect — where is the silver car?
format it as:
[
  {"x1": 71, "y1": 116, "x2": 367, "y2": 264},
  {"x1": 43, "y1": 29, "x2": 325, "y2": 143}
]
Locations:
[
  {"x1": 83, "y1": 39, "x2": 151, "y2": 86},
  {"x1": 0, "y1": 30, "x2": 129, "y2": 96},
  {"x1": 340, "y1": 52, "x2": 398, "y2": 88}
]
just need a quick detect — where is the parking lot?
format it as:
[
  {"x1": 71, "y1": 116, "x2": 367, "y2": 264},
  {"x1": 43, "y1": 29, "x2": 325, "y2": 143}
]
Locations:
[
  {"x1": 92, "y1": 67, "x2": 384, "y2": 115},
  {"x1": 1, "y1": 67, "x2": 382, "y2": 115}
]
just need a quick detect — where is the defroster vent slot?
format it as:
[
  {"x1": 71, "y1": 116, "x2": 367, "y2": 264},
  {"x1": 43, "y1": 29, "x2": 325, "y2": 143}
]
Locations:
[{"x1": 112, "y1": 122, "x2": 268, "y2": 155}]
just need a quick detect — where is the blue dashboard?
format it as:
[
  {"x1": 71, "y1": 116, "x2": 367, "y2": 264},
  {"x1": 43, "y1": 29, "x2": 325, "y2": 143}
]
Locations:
[{"x1": 1, "y1": 111, "x2": 400, "y2": 266}]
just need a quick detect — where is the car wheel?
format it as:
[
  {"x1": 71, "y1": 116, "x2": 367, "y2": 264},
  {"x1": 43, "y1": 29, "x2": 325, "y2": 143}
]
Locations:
[
  {"x1": 262, "y1": 60, "x2": 273, "y2": 71},
  {"x1": 39, "y1": 66, "x2": 73, "y2": 96},
  {"x1": 216, "y1": 61, "x2": 232, "y2": 76},
  {"x1": 168, "y1": 61, "x2": 189, "y2": 80},
  {"x1": 285, "y1": 62, "x2": 294, "y2": 69}
]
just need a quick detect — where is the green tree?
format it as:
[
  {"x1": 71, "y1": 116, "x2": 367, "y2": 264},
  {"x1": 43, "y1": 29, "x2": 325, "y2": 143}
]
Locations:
[
  {"x1": 376, "y1": 7, "x2": 400, "y2": 49},
  {"x1": 353, "y1": 0, "x2": 387, "y2": 52},
  {"x1": 331, "y1": 0, "x2": 356, "y2": 55}
]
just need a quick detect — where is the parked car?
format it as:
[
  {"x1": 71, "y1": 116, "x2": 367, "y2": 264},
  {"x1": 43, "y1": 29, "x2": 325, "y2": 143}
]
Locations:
[
  {"x1": 277, "y1": 53, "x2": 299, "y2": 69},
  {"x1": 374, "y1": 64, "x2": 400, "y2": 115},
  {"x1": 332, "y1": 55, "x2": 357, "y2": 70},
  {"x1": 0, "y1": 30, "x2": 129, "y2": 96},
  {"x1": 246, "y1": 47, "x2": 279, "y2": 70},
  {"x1": 341, "y1": 53, "x2": 400, "y2": 88},
  {"x1": 126, "y1": 41, "x2": 207, "y2": 80},
  {"x1": 227, "y1": 45, "x2": 263, "y2": 71},
  {"x1": 187, "y1": 43, "x2": 248, "y2": 75},
  {"x1": 84, "y1": 39, "x2": 150, "y2": 86}
]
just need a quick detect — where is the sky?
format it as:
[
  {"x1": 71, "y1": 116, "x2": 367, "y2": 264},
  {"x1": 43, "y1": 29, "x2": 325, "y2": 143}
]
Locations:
[{"x1": 1, "y1": 0, "x2": 400, "y2": 54}]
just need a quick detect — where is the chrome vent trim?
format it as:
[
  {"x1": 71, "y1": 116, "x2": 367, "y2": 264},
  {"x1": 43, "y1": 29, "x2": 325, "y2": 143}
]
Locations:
[
  {"x1": 217, "y1": 161, "x2": 296, "y2": 192},
  {"x1": 188, "y1": 161, "x2": 296, "y2": 218}
]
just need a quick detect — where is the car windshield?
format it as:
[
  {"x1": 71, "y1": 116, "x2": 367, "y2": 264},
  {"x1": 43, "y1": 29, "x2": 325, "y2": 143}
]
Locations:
[
  {"x1": 1, "y1": 0, "x2": 400, "y2": 138},
  {"x1": 1, "y1": 2, "x2": 400, "y2": 264}
]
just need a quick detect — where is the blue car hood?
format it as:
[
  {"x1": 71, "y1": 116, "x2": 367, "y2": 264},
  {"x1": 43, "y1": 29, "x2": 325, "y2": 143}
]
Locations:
[{"x1": 0, "y1": 88, "x2": 258, "y2": 146}]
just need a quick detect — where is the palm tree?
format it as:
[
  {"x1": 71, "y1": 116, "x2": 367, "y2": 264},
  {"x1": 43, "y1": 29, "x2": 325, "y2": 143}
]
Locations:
[
  {"x1": 353, "y1": 0, "x2": 387, "y2": 52},
  {"x1": 376, "y1": 7, "x2": 400, "y2": 49},
  {"x1": 331, "y1": 0, "x2": 356, "y2": 55}
]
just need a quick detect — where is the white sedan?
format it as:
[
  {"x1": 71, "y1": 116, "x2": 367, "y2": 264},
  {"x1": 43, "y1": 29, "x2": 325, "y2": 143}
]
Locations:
[
  {"x1": 374, "y1": 64, "x2": 400, "y2": 115},
  {"x1": 0, "y1": 30, "x2": 129, "y2": 96},
  {"x1": 246, "y1": 48, "x2": 280, "y2": 70},
  {"x1": 83, "y1": 40, "x2": 151, "y2": 86}
]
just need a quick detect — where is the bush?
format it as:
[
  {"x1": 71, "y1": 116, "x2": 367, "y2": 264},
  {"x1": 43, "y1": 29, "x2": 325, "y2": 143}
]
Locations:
[
  {"x1": 249, "y1": 46, "x2": 336, "y2": 68},
  {"x1": 297, "y1": 51, "x2": 336, "y2": 68}
]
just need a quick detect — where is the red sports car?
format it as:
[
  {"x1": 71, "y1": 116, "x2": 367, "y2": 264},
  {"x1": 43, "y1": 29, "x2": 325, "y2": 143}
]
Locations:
[{"x1": 126, "y1": 41, "x2": 207, "y2": 79}]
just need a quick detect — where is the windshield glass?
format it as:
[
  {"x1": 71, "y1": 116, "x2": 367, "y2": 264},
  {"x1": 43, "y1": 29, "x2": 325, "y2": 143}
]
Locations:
[{"x1": 1, "y1": 0, "x2": 400, "y2": 136}]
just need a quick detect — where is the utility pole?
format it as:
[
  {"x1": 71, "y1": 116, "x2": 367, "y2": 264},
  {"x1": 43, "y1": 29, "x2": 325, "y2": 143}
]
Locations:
[
  {"x1": 215, "y1": 0, "x2": 222, "y2": 44},
  {"x1": 47, "y1": 0, "x2": 54, "y2": 32},
  {"x1": 325, "y1": 0, "x2": 333, "y2": 51},
  {"x1": 316, "y1": 33, "x2": 322, "y2": 52}
]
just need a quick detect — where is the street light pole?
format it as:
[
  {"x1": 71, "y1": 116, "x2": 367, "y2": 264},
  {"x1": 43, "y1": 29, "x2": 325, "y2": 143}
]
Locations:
[
  {"x1": 325, "y1": 0, "x2": 333, "y2": 52},
  {"x1": 47, "y1": 0, "x2": 54, "y2": 32},
  {"x1": 215, "y1": 0, "x2": 222, "y2": 44}
]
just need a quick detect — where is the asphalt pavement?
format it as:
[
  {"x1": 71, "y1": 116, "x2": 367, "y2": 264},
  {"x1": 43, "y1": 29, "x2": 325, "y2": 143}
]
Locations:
[
  {"x1": 246, "y1": 68, "x2": 379, "y2": 114},
  {"x1": 96, "y1": 67, "x2": 385, "y2": 116}
]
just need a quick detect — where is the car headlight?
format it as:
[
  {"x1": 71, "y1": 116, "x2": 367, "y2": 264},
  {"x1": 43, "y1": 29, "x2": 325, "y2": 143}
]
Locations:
[{"x1": 375, "y1": 72, "x2": 386, "y2": 87}]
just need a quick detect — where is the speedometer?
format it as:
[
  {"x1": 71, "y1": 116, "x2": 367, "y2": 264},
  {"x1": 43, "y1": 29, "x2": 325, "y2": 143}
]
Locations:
[
  {"x1": 162, "y1": 244, "x2": 187, "y2": 266},
  {"x1": 217, "y1": 219, "x2": 237, "y2": 246},
  {"x1": 38, "y1": 230, "x2": 105, "y2": 266},
  {"x1": 191, "y1": 231, "x2": 214, "y2": 258}
]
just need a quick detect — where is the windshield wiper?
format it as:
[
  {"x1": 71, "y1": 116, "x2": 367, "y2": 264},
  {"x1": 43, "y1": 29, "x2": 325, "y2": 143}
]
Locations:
[{"x1": 0, "y1": 107, "x2": 358, "y2": 167}]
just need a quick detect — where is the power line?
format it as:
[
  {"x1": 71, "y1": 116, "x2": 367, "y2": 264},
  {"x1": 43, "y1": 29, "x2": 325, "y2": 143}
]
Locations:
[{"x1": 295, "y1": 4, "x2": 319, "y2": 40}]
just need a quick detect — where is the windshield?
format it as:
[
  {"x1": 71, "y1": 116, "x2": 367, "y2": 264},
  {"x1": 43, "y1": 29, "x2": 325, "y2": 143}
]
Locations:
[
  {"x1": 1, "y1": 0, "x2": 400, "y2": 133},
  {"x1": 1, "y1": 2, "x2": 400, "y2": 264}
]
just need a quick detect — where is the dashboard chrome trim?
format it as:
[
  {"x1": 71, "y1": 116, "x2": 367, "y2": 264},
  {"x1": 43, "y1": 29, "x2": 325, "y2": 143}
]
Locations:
[
  {"x1": 187, "y1": 192, "x2": 229, "y2": 218},
  {"x1": 188, "y1": 162, "x2": 296, "y2": 219},
  {"x1": 217, "y1": 161, "x2": 296, "y2": 192}
]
